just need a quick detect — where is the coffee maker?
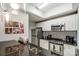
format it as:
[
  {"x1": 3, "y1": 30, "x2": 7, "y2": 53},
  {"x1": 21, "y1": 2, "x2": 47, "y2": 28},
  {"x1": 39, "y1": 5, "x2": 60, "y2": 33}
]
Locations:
[{"x1": 66, "y1": 36, "x2": 76, "y2": 45}]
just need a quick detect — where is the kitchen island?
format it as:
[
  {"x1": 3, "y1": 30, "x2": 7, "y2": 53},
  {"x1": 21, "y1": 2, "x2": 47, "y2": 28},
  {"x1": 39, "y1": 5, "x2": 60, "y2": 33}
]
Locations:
[{"x1": 0, "y1": 40, "x2": 29, "y2": 56}]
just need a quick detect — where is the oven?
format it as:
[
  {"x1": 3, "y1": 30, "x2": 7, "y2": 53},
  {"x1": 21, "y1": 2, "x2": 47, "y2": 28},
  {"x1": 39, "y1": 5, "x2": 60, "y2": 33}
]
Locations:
[{"x1": 49, "y1": 42, "x2": 64, "y2": 56}]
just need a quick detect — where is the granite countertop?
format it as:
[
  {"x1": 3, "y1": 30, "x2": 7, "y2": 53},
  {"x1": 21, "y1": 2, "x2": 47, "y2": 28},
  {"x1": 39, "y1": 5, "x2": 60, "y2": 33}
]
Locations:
[
  {"x1": 40, "y1": 38, "x2": 77, "y2": 46},
  {"x1": 0, "y1": 40, "x2": 20, "y2": 47},
  {"x1": 41, "y1": 38, "x2": 65, "y2": 41}
]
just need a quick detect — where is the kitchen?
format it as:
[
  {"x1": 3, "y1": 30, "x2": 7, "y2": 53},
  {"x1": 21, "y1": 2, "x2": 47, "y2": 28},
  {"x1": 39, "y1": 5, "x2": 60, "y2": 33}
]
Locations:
[
  {"x1": 29, "y1": 3, "x2": 79, "y2": 56},
  {"x1": 0, "y1": 3, "x2": 79, "y2": 56}
]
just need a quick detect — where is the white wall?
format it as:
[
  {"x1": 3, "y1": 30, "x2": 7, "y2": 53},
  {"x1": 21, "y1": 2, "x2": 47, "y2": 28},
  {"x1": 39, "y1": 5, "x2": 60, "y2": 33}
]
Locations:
[{"x1": 0, "y1": 12, "x2": 29, "y2": 42}]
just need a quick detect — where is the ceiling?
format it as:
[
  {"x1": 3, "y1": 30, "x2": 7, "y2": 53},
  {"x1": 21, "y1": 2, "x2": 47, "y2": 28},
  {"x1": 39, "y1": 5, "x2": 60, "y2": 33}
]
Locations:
[
  {"x1": 32, "y1": 3, "x2": 64, "y2": 12},
  {"x1": 29, "y1": 3, "x2": 65, "y2": 22},
  {"x1": 32, "y1": 3, "x2": 43, "y2": 7},
  {"x1": 29, "y1": 12, "x2": 43, "y2": 22},
  {"x1": 0, "y1": 3, "x2": 25, "y2": 13},
  {"x1": 0, "y1": 3, "x2": 68, "y2": 22}
]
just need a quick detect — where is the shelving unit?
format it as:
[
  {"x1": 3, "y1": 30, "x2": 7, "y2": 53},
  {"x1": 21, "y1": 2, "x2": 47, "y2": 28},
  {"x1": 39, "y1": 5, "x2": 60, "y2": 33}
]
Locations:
[{"x1": 5, "y1": 20, "x2": 24, "y2": 34}]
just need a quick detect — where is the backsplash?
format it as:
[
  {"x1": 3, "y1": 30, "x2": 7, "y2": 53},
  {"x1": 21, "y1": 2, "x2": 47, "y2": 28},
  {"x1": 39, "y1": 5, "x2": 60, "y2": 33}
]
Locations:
[{"x1": 43, "y1": 31, "x2": 77, "y2": 40}]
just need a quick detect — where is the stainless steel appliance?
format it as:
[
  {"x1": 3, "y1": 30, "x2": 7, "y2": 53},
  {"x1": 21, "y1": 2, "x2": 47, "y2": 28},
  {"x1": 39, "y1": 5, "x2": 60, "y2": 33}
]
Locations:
[
  {"x1": 49, "y1": 39, "x2": 64, "y2": 56},
  {"x1": 66, "y1": 36, "x2": 77, "y2": 46},
  {"x1": 49, "y1": 42, "x2": 64, "y2": 56},
  {"x1": 31, "y1": 27, "x2": 43, "y2": 55},
  {"x1": 51, "y1": 24, "x2": 65, "y2": 31},
  {"x1": 36, "y1": 27, "x2": 43, "y2": 39},
  {"x1": 31, "y1": 27, "x2": 43, "y2": 46}
]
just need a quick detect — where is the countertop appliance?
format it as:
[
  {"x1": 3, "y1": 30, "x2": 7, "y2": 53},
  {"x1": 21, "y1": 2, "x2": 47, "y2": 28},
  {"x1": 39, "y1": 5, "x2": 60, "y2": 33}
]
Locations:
[
  {"x1": 66, "y1": 36, "x2": 77, "y2": 46},
  {"x1": 47, "y1": 34, "x2": 52, "y2": 39}
]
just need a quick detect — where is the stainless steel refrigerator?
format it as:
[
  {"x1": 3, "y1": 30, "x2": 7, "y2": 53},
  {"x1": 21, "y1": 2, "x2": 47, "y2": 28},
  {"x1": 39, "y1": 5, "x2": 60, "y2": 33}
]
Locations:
[{"x1": 30, "y1": 27, "x2": 43, "y2": 55}]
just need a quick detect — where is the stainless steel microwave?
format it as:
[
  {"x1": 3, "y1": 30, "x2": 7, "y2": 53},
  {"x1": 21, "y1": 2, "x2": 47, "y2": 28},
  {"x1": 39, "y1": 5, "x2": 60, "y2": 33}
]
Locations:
[{"x1": 51, "y1": 24, "x2": 65, "y2": 31}]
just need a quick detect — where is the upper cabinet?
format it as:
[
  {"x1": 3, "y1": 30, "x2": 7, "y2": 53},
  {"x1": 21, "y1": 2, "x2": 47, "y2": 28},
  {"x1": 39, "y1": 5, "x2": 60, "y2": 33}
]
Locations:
[
  {"x1": 61, "y1": 14, "x2": 77, "y2": 31},
  {"x1": 51, "y1": 14, "x2": 77, "y2": 31},
  {"x1": 36, "y1": 14, "x2": 77, "y2": 31}
]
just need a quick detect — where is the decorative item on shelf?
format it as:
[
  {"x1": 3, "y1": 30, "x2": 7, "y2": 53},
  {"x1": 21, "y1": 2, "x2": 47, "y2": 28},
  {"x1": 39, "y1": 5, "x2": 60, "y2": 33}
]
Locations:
[
  {"x1": 5, "y1": 21, "x2": 13, "y2": 27},
  {"x1": 20, "y1": 22, "x2": 24, "y2": 28},
  {"x1": 13, "y1": 22, "x2": 19, "y2": 27},
  {"x1": 12, "y1": 28, "x2": 19, "y2": 34},
  {"x1": 19, "y1": 22, "x2": 24, "y2": 34},
  {"x1": 19, "y1": 28, "x2": 24, "y2": 33},
  {"x1": 5, "y1": 28, "x2": 12, "y2": 34}
]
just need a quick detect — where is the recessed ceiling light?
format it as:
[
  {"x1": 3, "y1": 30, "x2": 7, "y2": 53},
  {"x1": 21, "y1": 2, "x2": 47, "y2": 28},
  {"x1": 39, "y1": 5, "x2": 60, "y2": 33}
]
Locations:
[
  {"x1": 10, "y1": 3, "x2": 20, "y2": 9},
  {"x1": 38, "y1": 3, "x2": 49, "y2": 9}
]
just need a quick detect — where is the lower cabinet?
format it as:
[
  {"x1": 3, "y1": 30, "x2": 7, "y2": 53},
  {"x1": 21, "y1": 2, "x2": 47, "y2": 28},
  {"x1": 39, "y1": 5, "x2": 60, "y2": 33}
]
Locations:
[
  {"x1": 39, "y1": 39, "x2": 76, "y2": 56},
  {"x1": 40, "y1": 39, "x2": 49, "y2": 50},
  {"x1": 64, "y1": 44, "x2": 76, "y2": 56}
]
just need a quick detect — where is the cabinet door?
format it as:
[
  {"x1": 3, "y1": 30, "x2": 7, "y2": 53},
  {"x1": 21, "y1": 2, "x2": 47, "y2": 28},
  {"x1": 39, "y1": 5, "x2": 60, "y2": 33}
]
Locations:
[
  {"x1": 52, "y1": 14, "x2": 77, "y2": 31},
  {"x1": 64, "y1": 44, "x2": 75, "y2": 56},
  {"x1": 41, "y1": 21, "x2": 52, "y2": 31},
  {"x1": 40, "y1": 39, "x2": 49, "y2": 50},
  {"x1": 36, "y1": 14, "x2": 77, "y2": 31},
  {"x1": 64, "y1": 15, "x2": 77, "y2": 31}
]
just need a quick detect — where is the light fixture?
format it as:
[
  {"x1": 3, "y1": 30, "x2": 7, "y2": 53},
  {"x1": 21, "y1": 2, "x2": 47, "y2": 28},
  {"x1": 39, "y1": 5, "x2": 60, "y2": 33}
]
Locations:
[
  {"x1": 5, "y1": 12, "x2": 9, "y2": 22},
  {"x1": 38, "y1": 3, "x2": 49, "y2": 9},
  {"x1": 10, "y1": 3, "x2": 20, "y2": 9}
]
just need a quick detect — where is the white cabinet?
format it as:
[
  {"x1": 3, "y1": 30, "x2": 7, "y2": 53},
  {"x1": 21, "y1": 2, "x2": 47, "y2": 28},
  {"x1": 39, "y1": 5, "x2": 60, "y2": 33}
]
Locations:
[
  {"x1": 40, "y1": 39, "x2": 49, "y2": 50},
  {"x1": 64, "y1": 44, "x2": 76, "y2": 56},
  {"x1": 36, "y1": 14, "x2": 77, "y2": 31},
  {"x1": 64, "y1": 15, "x2": 77, "y2": 31},
  {"x1": 53, "y1": 14, "x2": 77, "y2": 31},
  {"x1": 54, "y1": 14, "x2": 77, "y2": 31}
]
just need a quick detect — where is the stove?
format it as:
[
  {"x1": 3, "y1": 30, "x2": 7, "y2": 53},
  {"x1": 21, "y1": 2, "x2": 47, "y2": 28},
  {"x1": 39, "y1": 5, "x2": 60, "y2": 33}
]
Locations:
[{"x1": 49, "y1": 38, "x2": 64, "y2": 56}]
